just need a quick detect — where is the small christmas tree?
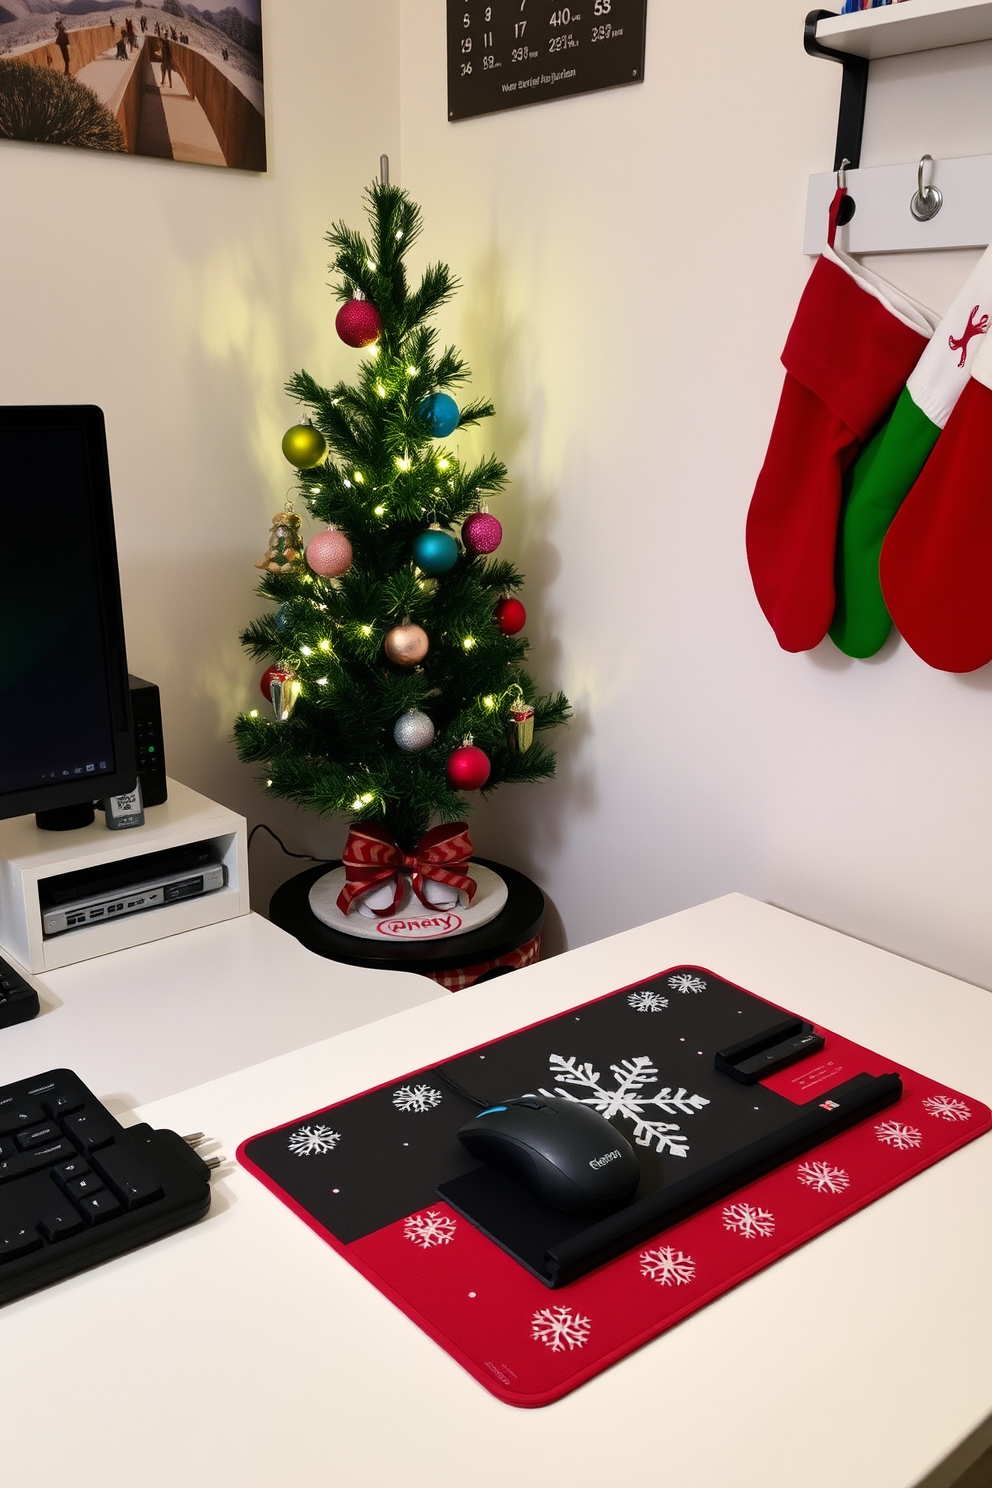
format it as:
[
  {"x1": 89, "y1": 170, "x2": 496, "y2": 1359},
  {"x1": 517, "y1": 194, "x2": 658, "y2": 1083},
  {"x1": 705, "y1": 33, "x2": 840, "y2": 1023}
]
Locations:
[{"x1": 235, "y1": 175, "x2": 569, "y2": 858}]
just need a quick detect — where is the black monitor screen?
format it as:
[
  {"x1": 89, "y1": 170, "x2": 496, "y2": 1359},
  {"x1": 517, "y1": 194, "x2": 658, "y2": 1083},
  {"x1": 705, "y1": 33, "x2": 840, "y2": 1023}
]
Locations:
[{"x1": 0, "y1": 409, "x2": 130, "y2": 809}]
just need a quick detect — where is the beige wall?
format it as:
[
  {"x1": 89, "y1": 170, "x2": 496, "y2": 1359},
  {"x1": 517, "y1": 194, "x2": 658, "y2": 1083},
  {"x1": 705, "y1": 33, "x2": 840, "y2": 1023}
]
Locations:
[
  {"x1": 397, "y1": 1, "x2": 992, "y2": 986},
  {"x1": 7, "y1": 0, "x2": 992, "y2": 987}
]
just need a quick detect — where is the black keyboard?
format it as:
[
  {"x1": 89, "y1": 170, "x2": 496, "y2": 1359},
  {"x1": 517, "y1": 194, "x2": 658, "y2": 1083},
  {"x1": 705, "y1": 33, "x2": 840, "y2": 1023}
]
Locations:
[
  {"x1": 0, "y1": 1068, "x2": 213, "y2": 1305},
  {"x1": 0, "y1": 953, "x2": 39, "y2": 1030}
]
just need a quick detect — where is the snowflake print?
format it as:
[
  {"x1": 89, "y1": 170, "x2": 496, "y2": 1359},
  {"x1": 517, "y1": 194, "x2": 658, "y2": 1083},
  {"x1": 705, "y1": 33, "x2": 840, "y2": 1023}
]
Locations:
[
  {"x1": 404, "y1": 1209, "x2": 457, "y2": 1248},
  {"x1": 875, "y1": 1120, "x2": 922, "y2": 1151},
  {"x1": 530, "y1": 1306, "x2": 591, "y2": 1353},
  {"x1": 639, "y1": 1245, "x2": 696, "y2": 1287},
  {"x1": 722, "y1": 1201, "x2": 776, "y2": 1239},
  {"x1": 538, "y1": 1054, "x2": 710, "y2": 1156},
  {"x1": 392, "y1": 1083, "x2": 443, "y2": 1114},
  {"x1": 667, "y1": 972, "x2": 707, "y2": 995},
  {"x1": 628, "y1": 987, "x2": 670, "y2": 1013},
  {"x1": 923, "y1": 1095, "x2": 972, "y2": 1123},
  {"x1": 797, "y1": 1160, "x2": 850, "y2": 1195},
  {"x1": 287, "y1": 1124, "x2": 341, "y2": 1157}
]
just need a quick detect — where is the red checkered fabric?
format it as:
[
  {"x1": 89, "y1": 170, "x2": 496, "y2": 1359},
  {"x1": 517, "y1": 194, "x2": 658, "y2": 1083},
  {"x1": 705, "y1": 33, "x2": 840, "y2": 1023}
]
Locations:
[{"x1": 425, "y1": 932, "x2": 542, "y2": 992}]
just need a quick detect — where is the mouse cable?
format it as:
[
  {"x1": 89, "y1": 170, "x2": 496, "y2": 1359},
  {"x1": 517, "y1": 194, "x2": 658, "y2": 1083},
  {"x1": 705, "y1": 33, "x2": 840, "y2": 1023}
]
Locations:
[
  {"x1": 247, "y1": 822, "x2": 331, "y2": 861},
  {"x1": 434, "y1": 1066, "x2": 491, "y2": 1108}
]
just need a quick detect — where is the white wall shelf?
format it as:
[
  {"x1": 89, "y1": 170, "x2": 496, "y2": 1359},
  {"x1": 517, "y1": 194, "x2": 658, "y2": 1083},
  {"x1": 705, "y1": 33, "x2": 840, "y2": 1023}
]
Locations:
[
  {"x1": 814, "y1": 0, "x2": 992, "y2": 61},
  {"x1": 0, "y1": 779, "x2": 249, "y2": 973}
]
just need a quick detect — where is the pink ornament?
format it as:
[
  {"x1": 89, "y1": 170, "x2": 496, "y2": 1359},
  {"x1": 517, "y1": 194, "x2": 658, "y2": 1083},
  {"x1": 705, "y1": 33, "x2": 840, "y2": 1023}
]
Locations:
[
  {"x1": 462, "y1": 511, "x2": 503, "y2": 556},
  {"x1": 335, "y1": 299, "x2": 382, "y2": 348},
  {"x1": 306, "y1": 526, "x2": 353, "y2": 578}
]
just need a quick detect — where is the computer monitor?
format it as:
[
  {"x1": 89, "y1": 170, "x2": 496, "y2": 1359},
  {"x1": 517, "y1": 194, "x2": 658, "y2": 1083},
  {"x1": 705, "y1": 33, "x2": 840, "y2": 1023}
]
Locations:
[{"x1": 0, "y1": 406, "x2": 136, "y2": 829}]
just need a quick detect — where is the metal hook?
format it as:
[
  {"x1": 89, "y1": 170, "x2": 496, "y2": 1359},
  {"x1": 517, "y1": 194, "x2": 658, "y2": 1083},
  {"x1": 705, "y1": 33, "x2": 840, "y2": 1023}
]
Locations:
[
  {"x1": 910, "y1": 154, "x2": 942, "y2": 222},
  {"x1": 837, "y1": 157, "x2": 849, "y2": 190}
]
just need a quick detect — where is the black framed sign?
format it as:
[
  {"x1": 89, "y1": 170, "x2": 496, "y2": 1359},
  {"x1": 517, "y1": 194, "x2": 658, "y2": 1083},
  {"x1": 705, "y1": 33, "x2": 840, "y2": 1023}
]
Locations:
[{"x1": 447, "y1": 0, "x2": 647, "y2": 121}]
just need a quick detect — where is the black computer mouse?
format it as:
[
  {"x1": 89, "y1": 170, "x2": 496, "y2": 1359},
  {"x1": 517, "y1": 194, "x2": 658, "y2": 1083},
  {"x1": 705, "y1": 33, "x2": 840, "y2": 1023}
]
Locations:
[{"x1": 457, "y1": 1096, "x2": 641, "y2": 1216}]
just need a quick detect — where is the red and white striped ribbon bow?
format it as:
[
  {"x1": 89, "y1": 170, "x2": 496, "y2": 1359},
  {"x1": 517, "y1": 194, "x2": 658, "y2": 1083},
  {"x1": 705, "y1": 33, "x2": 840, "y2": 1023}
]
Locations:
[{"x1": 335, "y1": 821, "x2": 478, "y2": 916}]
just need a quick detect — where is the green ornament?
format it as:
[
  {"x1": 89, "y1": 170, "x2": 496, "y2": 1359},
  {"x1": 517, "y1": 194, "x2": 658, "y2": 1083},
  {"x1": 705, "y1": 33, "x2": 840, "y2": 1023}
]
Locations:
[{"x1": 282, "y1": 423, "x2": 327, "y2": 470}]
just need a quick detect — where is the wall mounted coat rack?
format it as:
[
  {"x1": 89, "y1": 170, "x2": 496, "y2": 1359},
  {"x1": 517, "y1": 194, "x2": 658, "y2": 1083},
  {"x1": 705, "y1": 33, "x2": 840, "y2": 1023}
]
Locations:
[{"x1": 805, "y1": 0, "x2": 992, "y2": 253}]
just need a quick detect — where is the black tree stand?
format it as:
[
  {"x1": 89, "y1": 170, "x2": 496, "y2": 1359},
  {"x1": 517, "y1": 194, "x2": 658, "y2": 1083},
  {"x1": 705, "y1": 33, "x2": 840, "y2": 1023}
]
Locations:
[{"x1": 269, "y1": 858, "x2": 545, "y2": 989}]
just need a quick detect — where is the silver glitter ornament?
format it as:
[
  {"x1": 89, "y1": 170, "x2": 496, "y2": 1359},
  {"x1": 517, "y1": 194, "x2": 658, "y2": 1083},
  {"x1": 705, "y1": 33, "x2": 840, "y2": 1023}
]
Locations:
[{"x1": 393, "y1": 709, "x2": 435, "y2": 753}]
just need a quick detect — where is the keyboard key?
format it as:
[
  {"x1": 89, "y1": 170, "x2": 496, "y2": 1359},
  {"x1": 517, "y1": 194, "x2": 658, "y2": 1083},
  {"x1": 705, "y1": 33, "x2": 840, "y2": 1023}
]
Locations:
[
  {"x1": 92, "y1": 1144, "x2": 164, "y2": 1209},
  {"x1": 43, "y1": 1091, "x2": 85, "y2": 1119},
  {"x1": 0, "y1": 1103, "x2": 45, "y2": 1135},
  {"x1": 66, "y1": 1173, "x2": 104, "y2": 1201},
  {"x1": 75, "y1": 1190, "x2": 122, "y2": 1225},
  {"x1": 38, "y1": 1203, "x2": 85, "y2": 1243},
  {"x1": 53, "y1": 1157, "x2": 91, "y2": 1186},
  {"x1": 0, "y1": 1139, "x2": 75, "y2": 1184},
  {"x1": 0, "y1": 1227, "x2": 42, "y2": 1263},
  {"x1": 16, "y1": 1122, "x2": 62, "y2": 1152},
  {"x1": 62, "y1": 1110, "x2": 115, "y2": 1153}
]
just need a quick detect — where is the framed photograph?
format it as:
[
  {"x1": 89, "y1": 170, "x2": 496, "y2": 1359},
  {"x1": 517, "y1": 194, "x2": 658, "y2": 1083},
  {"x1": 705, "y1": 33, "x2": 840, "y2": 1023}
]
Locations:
[{"x1": 0, "y1": 2, "x2": 265, "y2": 170}]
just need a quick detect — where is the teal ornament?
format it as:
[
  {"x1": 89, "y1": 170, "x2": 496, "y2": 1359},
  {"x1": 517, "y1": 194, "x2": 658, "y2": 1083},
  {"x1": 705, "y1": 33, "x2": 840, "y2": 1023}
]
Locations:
[
  {"x1": 412, "y1": 526, "x2": 459, "y2": 576},
  {"x1": 416, "y1": 392, "x2": 460, "y2": 438},
  {"x1": 274, "y1": 604, "x2": 292, "y2": 634}
]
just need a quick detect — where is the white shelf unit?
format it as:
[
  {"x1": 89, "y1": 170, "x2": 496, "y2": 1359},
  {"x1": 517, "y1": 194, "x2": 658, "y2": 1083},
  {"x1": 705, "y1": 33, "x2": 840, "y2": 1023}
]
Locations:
[
  {"x1": 814, "y1": 0, "x2": 992, "y2": 60},
  {"x1": 0, "y1": 779, "x2": 249, "y2": 973}
]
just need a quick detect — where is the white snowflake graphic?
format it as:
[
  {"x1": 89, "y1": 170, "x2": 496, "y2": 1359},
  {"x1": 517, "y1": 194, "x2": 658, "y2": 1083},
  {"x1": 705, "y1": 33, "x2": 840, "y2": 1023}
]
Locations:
[
  {"x1": 404, "y1": 1209, "x2": 457, "y2": 1248},
  {"x1": 287, "y1": 1124, "x2": 341, "y2": 1157},
  {"x1": 797, "y1": 1160, "x2": 850, "y2": 1194},
  {"x1": 392, "y1": 1083, "x2": 443, "y2": 1114},
  {"x1": 639, "y1": 1245, "x2": 696, "y2": 1287},
  {"x1": 530, "y1": 1306, "x2": 591, "y2": 1353},
  {"x1": 627, "y1": 988, "x2": 669, "y2": 1013},
  {"x1": 538, "y1": 1054, "x2": 710, "y2": 1156},
  {"x1": 722, "y1": 1201, "x2": 776, "y2": 1238},
  {"x1": 875, "y1": 1120, "x2": 922, "y2": 1150},
  {"x1": 923, "y1": 1095, "x2": 972, "y2": 1123},
  {"x1": 667, "y1": 972, "x2": 707, "y2": 995}
]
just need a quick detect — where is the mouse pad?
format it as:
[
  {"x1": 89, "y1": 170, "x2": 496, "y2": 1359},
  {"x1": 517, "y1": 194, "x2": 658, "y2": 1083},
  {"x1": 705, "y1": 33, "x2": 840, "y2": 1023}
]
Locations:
[{"x1": 237, "y1": 966, "x2": 990, "y2": 1407}]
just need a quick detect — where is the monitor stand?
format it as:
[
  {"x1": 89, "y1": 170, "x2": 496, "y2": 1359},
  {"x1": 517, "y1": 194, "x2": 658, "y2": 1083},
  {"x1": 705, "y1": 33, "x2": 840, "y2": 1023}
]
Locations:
[{"x1": 35, "y1": 802, "x2": 96, "y2": 832}]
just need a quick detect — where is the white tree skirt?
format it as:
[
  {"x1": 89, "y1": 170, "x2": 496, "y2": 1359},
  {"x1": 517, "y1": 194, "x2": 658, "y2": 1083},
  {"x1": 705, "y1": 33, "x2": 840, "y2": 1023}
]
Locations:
[{"x1": 308, "y1": 863, "x2": 508, "y2": 942}]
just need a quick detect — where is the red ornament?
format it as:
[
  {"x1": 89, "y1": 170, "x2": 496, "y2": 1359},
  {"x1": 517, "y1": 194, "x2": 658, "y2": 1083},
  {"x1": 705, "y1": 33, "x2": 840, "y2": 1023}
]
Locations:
[
  {"x1": 306, "y1": 525, "x2": 353, "y2": 578},
  {"x1": 260, "y1": 665, "x2": 291, "y2": 703},
  {"x1": 446, "y1": 741, "x2": 491, "y2": 791},
  {"x1": 335, "y1": 299, "x2": 382, "y2": 348},
  {"x1": 495, "y1": 596, "x2": 526, "y2": 634},
  {"x1": 462, "y1": 510, "x2": 503, "y2": 555}
]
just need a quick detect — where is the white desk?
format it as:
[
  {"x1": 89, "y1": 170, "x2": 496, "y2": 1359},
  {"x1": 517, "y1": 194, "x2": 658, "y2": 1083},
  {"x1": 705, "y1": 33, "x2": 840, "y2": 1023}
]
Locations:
[
  {"x1": 4, "y1": 894, "x2": 991, "y2": 1488},
  {"x1": 0, "y1": 911, "x2": 447, "y2": 1107}
]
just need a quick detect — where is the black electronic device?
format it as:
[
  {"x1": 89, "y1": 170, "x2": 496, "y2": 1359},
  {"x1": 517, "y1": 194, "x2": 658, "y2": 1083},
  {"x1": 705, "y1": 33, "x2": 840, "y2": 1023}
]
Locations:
[
  {"x1": 0, "y1": 953, "x2": 39, "y2": 1030},
  {"x1": 457, "y1": 1097, "x2": 640, "y2": 1217},
  {"x1": 128, "y1": 674, "x2": 168, "y2": 807},
  {"x1": 715, "y1": 1018, "x2": 826, "y2": 1085},
  {"x1": 0, "y1": 1068, "x2": 216, "y2": 1305},
  {"x1": 0, "y1": 406, "x2": 135, "y2": 830}
]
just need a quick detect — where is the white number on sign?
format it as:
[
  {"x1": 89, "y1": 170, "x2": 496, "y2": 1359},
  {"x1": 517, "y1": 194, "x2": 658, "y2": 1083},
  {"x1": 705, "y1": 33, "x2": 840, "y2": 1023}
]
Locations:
[
  {"x1": 515, "y1": 19, "x2": 527, "y2": 35},
  {"x1": 549, "y1": 7, "x2": 571, "y2": 23},
  {"x1": 461, "y1": 60, "x2": 472, "y2": 74},
  {"x1": 594, "y1": 0, "x2": 611, "y2": 12},
  {"x1": 461, "y1": 36, "x2": 472, "y2": 51}
]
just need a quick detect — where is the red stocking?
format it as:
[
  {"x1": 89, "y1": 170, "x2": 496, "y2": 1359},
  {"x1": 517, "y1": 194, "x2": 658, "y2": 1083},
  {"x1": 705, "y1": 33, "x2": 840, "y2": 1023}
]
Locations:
[
  {"x1": 880, "y1": 345, "x2": 992, "y2": 672},
  {"x1": 746, "y1": 191, "x2": 933, "y2": 653}
]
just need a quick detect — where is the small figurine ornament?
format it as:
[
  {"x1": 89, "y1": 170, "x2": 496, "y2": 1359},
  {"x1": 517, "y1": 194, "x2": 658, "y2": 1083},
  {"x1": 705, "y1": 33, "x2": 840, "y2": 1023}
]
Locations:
[{"x1": 256, "y1": 510, "x2": 303, "y2": 574}]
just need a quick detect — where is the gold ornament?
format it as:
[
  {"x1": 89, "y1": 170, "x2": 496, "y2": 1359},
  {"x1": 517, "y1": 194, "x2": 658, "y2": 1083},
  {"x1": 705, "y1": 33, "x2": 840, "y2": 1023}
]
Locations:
[
  {"x1": 384, "y1": 620, "x2": 429, "y2": 667},
  {"x1": 507, "y1": 687, "x2": 534, "y2": 752},
  {"x1": 282, "y1": 422, "x2": 327, "y2": 469},
  {"x1": 256, "y1": 510, "x2": 303, "y2": 574}
]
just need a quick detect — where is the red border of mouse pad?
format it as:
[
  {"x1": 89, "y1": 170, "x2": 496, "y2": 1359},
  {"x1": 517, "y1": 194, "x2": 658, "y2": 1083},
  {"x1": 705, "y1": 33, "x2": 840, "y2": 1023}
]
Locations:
[{"x1": 237, "y1": 967, "x2": 990, "y2": 1407}]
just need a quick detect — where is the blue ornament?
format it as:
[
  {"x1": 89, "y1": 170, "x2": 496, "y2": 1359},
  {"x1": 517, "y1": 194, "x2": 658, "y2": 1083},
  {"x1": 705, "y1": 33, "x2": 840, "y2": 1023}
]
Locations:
[
  {"x1": 416, "y1": 392, "x2": 460, "y2": 438},
  {"x1": 274, "y1": 604, "x2": 292, "y2": 634},
  {"x1": 412, "y1": 527, "x2": 459, "y2": 576}
]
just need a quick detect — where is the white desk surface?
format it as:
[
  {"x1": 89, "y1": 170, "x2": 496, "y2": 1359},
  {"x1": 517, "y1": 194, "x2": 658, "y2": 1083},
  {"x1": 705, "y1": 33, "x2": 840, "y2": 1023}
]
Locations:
[
  {"x1": 4, "y1": 893, "x2": 992, "y2": 1488},
  {"x1": 0, "y1": 912, "x2": 447, "y2": 1109}
]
